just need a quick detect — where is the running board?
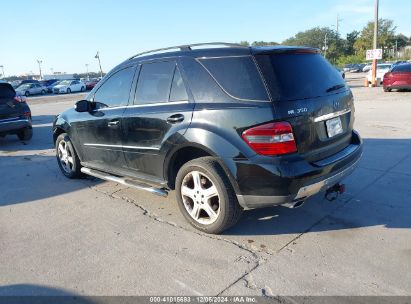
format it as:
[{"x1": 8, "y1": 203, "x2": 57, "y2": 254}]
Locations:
[{"x1": 81, "y1": 167, "x2": 168, "y2": 197}]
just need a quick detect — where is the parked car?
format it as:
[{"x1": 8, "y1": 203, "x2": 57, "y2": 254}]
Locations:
[
  {"x1": 335, "y1": 66, "x2": 345, "y2": 79},
  {"x1": 367, "y1": 64, "x2": 392, "y2": 85},
  {"x1": 362, "y1": 64, "x2": 372, "y2": 72},
  {"x1": 40, "y1": 79, "x2": 59, "y2": 93},
  {"x1": 53, "y1": 43, "x2": 362, "y2": 234},
  {"x1": 16, "y1": 83, "x2": 47, "y2": 96},
  {"x1": 0, "y1": 83, "x2": 32, "y2": 140},
  {"x1": 85, "y1": 79, "x2": 100, "y2": 90},
  {"x1": 383, "y1": 63, "x2": 411, "y2": 92},
  {"x1": 53, "y1": 80, "x2": 86, "y2": 94}
]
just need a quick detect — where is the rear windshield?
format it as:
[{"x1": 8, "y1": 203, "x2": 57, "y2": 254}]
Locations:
[
  {"x1": 392, "y1": 64, "x2": 411, "y2": 72},
  {"x1": 198, "y1": 56, "x2": 269, "y2": 101},
  {"x1": 0, "y1": 84, "x2": 16, "y2": 102},
  {"x1": 255, "y1": 53, "x2": 345, "y2": 101}
]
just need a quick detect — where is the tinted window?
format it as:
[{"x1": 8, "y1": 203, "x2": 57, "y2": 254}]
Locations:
[
  {"x1": 135, "y1": 61, "x2": 175, "y2": 104},
  {"x1": 199, "y1": 56, "x2": 269, "y2": 101},
  {"x1": 0, "y1": 84, "x2": 15, "y2": 102},
  {"x1": 393, "y1": 64, "x2": 411, "y2": 72},
  {"x1": 256, "y1": 53, "x2": 345, "y2": 101},
  {"x1": 94, "y1": 66, "x2": 135, "y2": 107},
  {"x1": 170, "y1": 67, "x2": 188, "y2": 102}
]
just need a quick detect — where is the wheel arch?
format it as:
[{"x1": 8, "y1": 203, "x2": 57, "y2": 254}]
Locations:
[{"x1": 164, "y1": 142, "x2": 241, "y2": 195}]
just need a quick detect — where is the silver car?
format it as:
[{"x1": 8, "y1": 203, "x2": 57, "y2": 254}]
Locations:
[{"x1": 16, "y1": 83, "x2": 47, "y2": 97}]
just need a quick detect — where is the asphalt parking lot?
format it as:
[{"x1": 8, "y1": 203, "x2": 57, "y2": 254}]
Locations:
[{"x1": 1, "y1": 74, "x2": 410, "y2": 296}]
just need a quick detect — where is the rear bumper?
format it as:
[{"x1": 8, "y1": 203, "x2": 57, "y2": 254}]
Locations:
[
  {"x1": 230, "y1": 130, "x2": 363, "y2": 209},
  {"x1": 0, "y1": 118, "x2": 32, "y2": 134}
]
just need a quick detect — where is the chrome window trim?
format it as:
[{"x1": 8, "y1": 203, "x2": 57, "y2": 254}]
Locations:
[
  {"x1": 94, "y1": 100, "x2": 188, "y2": 111},
  {"x1": 313, "y1": 109, "x2": 351, "y2": 122},
  {"x1": 83, "y1": 143, "x2": 160, "y2": 150}
]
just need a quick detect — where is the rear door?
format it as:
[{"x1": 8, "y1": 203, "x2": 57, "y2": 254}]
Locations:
[
  {"x1": 255, "y1": 50, "x2": 354, "y2": 162},
  {"x1": 121, "y1": 59, "x2": 194, "y2": 180}
]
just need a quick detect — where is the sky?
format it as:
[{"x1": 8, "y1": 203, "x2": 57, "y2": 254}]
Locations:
[{"x1": 1, "y1": 0, "x2": 410, "y2": 76}]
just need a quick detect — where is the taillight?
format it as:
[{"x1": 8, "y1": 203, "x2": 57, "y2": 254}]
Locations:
[
  {"x1": 14, "y1": 95, "x2": 26, "y2": 103},
  {"x1": 242, "y1": 122, "x2": 297, "y2": 156},
  {"x1": 384, "y1": 72, "x2": 393, "y2": 79}
]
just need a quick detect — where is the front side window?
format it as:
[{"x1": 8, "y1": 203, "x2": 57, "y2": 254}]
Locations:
[
  {"x1": 198, "y1": 56, "x2": 269, "y2": 101},
  {"x1": 94, "y1": 66, "x2": 135, "y2": 108},
  {"x1": 134, "y1": 61, "x2": 175, "y2": 104}
]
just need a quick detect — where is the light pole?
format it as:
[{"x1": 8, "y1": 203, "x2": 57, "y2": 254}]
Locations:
[
  {"x1": 0, "y1": 65, "x2": 4, "y2": 79},
  {"x1": 85, "y1": 64, "x2": 89, "y2": 80},
  {"x1": 95, "y1": 52, "x2": 103, "y2": 79},
  {"x1": 371, "y1": 0, "x2": 379, "y2": 87},
  {"x1": 37, "y1": 60, "x2": 43, "y2": 80}
]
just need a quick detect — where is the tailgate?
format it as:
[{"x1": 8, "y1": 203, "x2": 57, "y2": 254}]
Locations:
[{"x1": 255, "y1": 51, "x2": 354, "y2": 163}]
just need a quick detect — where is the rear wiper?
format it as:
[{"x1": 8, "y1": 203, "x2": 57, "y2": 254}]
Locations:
[{"x1": 326, "y1": 84, "x2": 346, "y2": 93}]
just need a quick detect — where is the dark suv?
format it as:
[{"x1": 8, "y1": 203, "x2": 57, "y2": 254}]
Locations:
[{"x1": 53, "y1": 43, "x2": 362, "y2": 234}]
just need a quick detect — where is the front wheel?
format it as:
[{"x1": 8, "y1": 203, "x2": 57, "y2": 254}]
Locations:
[
  {"x1": 67, "y1": 88, "x2": 71, "y2": 94},
  {"x1": 25, "y1": 91, "x2": 30, "y2": 97},
  {"x1": 41, "y1": 90, "x2": 46, "y2": 94},
  {"x1": 383, "y1": 87, "x2": 391, "y2": 92},
  {"x1": 175, "y1": 157, "x2": 242, "y2": 234},
  {"x1": 56, "y1": 133, "x2": 82, "y2": 178},
  {"x1": 80, "y1": 86, "x2": 85, "y2": 92}
]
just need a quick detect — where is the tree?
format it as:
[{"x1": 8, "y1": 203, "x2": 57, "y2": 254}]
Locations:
[
  {"x1": 282, "y1": 27, "x2": 343, "y2": 63},
  {"x1": 251, "y1": 41, "x2": 279, "y2": 46},
  {"x1": 354, "y1": 19, "x2": 397, "y2": 58},
  {"x1": 344, "y1": 30, "x2": 359, "y2": 56}
]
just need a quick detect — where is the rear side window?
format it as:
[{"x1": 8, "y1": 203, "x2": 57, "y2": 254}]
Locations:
[
  {"x1": 170, "y1": 67, "x2": 188, "y2": 102},
  {"x1": 256, "y1": 53, "x2": 345, "y2": 101},
  {"x1": 0, "y1": 84, "x2": 16, "y2": 102},
  {"x1": 393, "y1": 64, "x2": 411, "y2": 72},
  {"x1": 135, "y1": 61, "x2": 175, "y2": 104},
  {"x1": 94, "y1": 66, "x2": 135, "y2": 108},
  {"x1": 198, "y1": 56, "x2": 269, "y2": 101}
]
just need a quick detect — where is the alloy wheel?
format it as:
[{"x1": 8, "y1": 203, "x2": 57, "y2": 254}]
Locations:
[
  {"x1": 181, "y1": 170, "x2": 220, "y2": 225},
  {"x1": 57, "y1": 140, "x2": 74, "y2": 174}
]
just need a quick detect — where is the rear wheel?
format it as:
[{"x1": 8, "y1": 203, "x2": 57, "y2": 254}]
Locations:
[
  {"x1": 175, "y1": 157, "x2": 242, "y2": 234},
  {"x1": 56, "y1": 133, "x2": 82, "y2": 178},
  {"x1": 17, "y1": 128, "x2": 33, "y2": 141},
  {"x1": 67, "y1": 88, "x2": 71, "y2": 94},
  {"x1": 384, "y1": 87, "x2": 391, "y2": 92}
]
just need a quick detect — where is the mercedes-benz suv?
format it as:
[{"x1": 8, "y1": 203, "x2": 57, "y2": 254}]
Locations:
[{"x1": 53, "y1": 43, "x2": 362, "y2": 234}]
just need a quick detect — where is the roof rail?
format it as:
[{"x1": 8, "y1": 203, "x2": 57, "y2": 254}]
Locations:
[{"x1": 128, "y1": 42, "x2": 248, "y2": 60}]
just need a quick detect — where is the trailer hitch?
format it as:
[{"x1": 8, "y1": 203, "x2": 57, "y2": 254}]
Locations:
[{"x1": 325, "y1": 183, "x2": 345, "y2": 201}]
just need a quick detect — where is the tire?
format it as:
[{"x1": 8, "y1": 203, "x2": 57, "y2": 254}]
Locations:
[
  {"x1": 41, "y1": 90, "x2": 46, "y2": 94},
  {"x1": 175, "y1": 157, "x2": 243, "y2": 234},
  {"x1": 25, "y1": 91, "x2": 30, "y2": 97},
  {"x1": 17, "y1": 128, "x2": 33, "y2": 141},
  {"x1": 55, "y1": 133, "x2": 82, "y2": 178},
  {"x1": 80, "y1": 86, "x2": 85, "y2": 92},
  {"x1": 67, "y1": 88, "x2": 71, "y2": 94},
  {"x1": 383, "y1": 87, "x2": 391, "y2": 92}
]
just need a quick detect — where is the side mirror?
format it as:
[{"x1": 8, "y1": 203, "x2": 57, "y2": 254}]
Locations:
[{"x1": 75, "y1": 100, "x2": 91, "y2": 112}]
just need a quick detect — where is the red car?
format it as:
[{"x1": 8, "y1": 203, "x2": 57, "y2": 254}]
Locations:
[
  {"x1": 85, "y1": 79, "x2": 100, "y2": 90},
  {"x1": 383, "y1": 63, "x2": 411, "y2": 92}
]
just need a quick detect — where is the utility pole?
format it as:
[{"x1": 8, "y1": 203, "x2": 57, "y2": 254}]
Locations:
[
  {"x1": 37, "y1": 59, "x2": 43, "y2": 80},
  {"x1": 95, "y1": 52, "x2": 103, "y2": 79},
  {"x1": 323, "y1": 33, "x2": 328, "y2": 59},
  {"x1": 85, "y1": 64, "x2": 89, "y2": 80},
  {"x1": 371, "y1": 0, "x2": 379, "y2": 87},
  {"x1": 336, "y1": 14, "x2": 342, "y2": 37},
  {"x1": 0, "y1": 65, "x2": 4, "y2": 79}
]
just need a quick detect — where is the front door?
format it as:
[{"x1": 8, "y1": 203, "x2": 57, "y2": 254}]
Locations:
[
  {"x1": 122, "y1": 60, "x2": 194, "y2": 181},
  {"x1": 72, "y1": 65, "x2": 137, "y2": 173}
]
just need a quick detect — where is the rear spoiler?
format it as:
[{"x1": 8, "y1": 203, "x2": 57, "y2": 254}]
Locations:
[{"x1": 251, "y1": 46, "x2": 320, "y2": 55}]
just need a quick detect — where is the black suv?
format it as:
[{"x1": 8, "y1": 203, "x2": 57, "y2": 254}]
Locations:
[
  {"x1": 53, "y1": 43, "x2": 362, "y2": 234},
  {"x1": 0, "y1": 83, "x2": 33, "y2": 141}
]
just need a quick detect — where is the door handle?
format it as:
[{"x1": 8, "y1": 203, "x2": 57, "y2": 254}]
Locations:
[
  {"x1": 108, "y1": 120, "x2": 120, "y2": 127},
  {"x1": 167, "y1": 114, "x2": 184, "y2": 124}
]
